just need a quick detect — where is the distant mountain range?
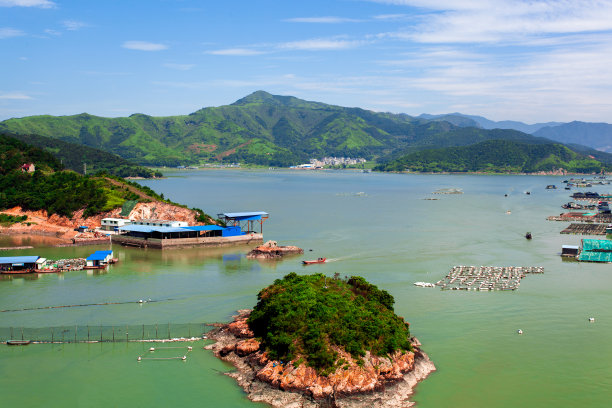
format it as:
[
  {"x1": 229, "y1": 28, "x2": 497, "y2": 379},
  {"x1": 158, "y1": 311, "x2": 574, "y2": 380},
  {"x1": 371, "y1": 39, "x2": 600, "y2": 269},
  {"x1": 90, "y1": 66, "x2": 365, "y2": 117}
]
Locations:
[
  {"x1": 1, "y1": 90, "x2": 612, "y2": 169},
  {"x1": 418, "y1": 113, "x2": 612, "y2": 153}
]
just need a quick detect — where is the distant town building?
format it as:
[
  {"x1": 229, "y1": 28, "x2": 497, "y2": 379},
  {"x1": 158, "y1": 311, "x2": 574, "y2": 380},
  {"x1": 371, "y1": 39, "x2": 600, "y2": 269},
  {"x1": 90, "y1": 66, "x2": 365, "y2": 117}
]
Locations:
[
  {"x1": 309, "y1": 157, "x2": 366, "y2": 168},
  {"x1": 21, "y1": 163, "x2": 35, "y2": 173}
]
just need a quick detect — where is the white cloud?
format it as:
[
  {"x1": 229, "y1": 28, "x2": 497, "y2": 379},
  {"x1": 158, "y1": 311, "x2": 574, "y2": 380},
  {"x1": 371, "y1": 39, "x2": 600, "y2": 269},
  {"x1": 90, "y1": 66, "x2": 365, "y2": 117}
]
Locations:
[
  {"x1": 279, "y1": 38, "x2": 363, "y2": 51},
  {"x1": 0, "y1": 27, "x2": 25, "y2": 39},
  {"x1": 284, "y1": 17, "x2": 362, "y2": 23},
  {"x1": 0, "y1": 92, "x2": 32, "y2": 100},
  {"x1": 371, "y1": 1, "x2": 612, "y2": 44},
  {"x1": 208, "y1": 48, "x2": 266, "y2": 56},
  {"x1": 122, "y1": 41, "x2": 168, "y2": 51},
  {"x1": 0, "y1": 0, "x2": 55, "y2": 7},
  {"x1": 44, "y1": 28, "x2": 61, "y2": 36},
  {"x1": 62, "y1": 20, "x2": 88, "y2": 31},
  {"x1": 163, "y1": 63, "x2": 195, "y2": 71}
]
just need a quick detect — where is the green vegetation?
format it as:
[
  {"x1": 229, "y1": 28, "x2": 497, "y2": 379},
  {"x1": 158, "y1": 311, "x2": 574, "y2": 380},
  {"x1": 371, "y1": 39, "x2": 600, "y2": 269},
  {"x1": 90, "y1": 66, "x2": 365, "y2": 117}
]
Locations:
[
  {"x1": 376, "y1": 140, "x2": 608, "y2": 173},
  {"x1": 0, "y1": 134, "x2": 215, "y2": 222},
  {"x1": 0, "y1": 213, "x2": 27, "y2": 226},
  {"x1": 248, "y1": 273, "x2": 412, "y2": 376},
  {"x1": 5, "y1": 132, "x2": 161, "y2": 178},
  {"x1": 0, "y1": 91, "x2": 576, "y2": 167}
]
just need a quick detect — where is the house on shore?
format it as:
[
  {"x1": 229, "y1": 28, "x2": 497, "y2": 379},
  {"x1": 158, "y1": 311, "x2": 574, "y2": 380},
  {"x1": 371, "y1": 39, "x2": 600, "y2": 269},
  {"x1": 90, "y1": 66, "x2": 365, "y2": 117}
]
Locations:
[{"x1": 101, "y1": 218, "x2": 132, "y2": 231}]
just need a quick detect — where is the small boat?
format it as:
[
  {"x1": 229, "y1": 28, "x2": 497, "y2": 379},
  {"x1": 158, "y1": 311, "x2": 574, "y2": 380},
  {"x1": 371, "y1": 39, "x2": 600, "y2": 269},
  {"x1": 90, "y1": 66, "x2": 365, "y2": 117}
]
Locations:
[
  {"x1": 1, "y1": 269, "x2": 35, "y2": 275},
  {"x1": 302, "y1": 258, "x2": 326, "y2": 265},
  {"x1": 6, "y1": 340, "x2": 31, "y2": 345},
  {"x1": 546, "y1": 185, "x2": 557, "y2": 189},
  {"x1": 525, "y1": 232, "x2": 532, "y2": 240}
]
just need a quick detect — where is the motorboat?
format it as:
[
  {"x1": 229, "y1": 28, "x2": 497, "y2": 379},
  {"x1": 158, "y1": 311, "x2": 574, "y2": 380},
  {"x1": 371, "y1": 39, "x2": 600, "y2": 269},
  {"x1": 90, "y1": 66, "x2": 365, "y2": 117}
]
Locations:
[{"x1": 302, "y1": 258, "x2": 326, "y2": 265}]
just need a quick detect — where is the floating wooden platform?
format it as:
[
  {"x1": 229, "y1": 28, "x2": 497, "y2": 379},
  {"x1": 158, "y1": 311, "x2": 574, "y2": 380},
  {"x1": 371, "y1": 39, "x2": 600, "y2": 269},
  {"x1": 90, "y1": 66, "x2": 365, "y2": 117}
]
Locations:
[
  {"x1": 561, "y1": 223, "x2": 608, "y2": 235},
  {"x1": 436, "y1": 265, "x2": 544, "y2": 291}
]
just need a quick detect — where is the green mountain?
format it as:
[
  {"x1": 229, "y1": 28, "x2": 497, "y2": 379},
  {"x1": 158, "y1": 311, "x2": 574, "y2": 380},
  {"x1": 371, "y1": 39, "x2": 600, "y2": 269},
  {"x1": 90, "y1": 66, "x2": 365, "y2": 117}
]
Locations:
[
  {"x1": 0, "y1": 91, "x2": 565, "y2": 167},
  {"x1": 376, "y1": 140, "x2": 607, "y2": 173},
  {"x1": 3, "y1": 132, "x2": 161, "y2": 178}
]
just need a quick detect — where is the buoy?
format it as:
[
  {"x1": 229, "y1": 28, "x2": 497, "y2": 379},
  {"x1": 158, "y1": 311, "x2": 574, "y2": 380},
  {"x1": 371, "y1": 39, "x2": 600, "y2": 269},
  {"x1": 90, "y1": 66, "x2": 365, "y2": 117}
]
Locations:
[
  {"x1": 182, "y1": 355, "x2": 187, "y2": 361},
  {"x1": 589, "y1": 317, "x2": 595, "y2": 322},
  {"x1": 149, "y1": 347, "x2": 155, "y2": 352},
  {"x1": 187, "y1": 346, "x2": 193, "y2": 350},
  {"x1": 137, "y1": 356, "x2": 142, "y2": 361},
  {"x1": 517, "y1": 329, "x2": 523, "y2": 335}
]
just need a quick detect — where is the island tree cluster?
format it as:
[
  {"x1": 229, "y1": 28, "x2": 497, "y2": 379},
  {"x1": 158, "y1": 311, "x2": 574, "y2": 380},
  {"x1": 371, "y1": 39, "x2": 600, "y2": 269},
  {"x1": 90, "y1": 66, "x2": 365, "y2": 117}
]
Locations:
[{"x1": 248, "y1": 273, "x2": 412, "y2": 375}]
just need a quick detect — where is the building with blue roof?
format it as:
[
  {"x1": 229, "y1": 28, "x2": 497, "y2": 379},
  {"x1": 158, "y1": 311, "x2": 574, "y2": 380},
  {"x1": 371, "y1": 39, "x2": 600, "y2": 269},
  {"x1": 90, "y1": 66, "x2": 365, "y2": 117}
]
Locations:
[
  {"x1": 85, "y1": 250, "x2": 114, "y2": 268},
  {"x1": 111, "y1": 213, "x2": 267, "y2": 249},
  {"x1": 217, "y1": 211, "x2": 269, "y2": 234},
  {"x1": 0, "y1": 256, "x2": 45, "y2": 273}
]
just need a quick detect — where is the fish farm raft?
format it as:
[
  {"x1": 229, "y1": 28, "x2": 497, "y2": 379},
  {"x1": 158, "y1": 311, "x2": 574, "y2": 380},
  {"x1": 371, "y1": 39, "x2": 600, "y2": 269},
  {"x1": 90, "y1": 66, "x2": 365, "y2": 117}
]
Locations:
[{"x1": 436, "y1": 266, "x2": 544, "y2": 291}]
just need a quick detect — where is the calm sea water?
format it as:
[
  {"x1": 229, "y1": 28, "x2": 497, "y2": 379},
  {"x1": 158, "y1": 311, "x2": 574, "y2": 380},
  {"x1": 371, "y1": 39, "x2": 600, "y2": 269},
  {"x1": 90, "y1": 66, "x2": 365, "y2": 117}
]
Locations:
[{"x1": 1, "y1": 170, "x2": 611, "y2": 407}]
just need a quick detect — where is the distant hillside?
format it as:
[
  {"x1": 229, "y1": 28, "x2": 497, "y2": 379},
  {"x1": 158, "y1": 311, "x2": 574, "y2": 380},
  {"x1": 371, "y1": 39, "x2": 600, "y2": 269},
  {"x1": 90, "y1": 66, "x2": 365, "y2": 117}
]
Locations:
[
  {"x1": 0, "y1": 91, "x2": 564, "y2": 167},
  {"x1": 533, "y1": 121, "x2": 612, "y2": 153},
  {"x1": 0, "y1": 134, "x2": 63, "y2": 175},
  {"x1": 0, "y1": 134, "x2": 213, "y2": 222},
  {"x1": 4, "y1": 132, "x2": 161, "y2": 178},
  {"x1": 418, "y1": 113, "x2": 561, "y2": 133},
  {"x1": 376, "y1": 140, "x2": 607, "y2": 173}
]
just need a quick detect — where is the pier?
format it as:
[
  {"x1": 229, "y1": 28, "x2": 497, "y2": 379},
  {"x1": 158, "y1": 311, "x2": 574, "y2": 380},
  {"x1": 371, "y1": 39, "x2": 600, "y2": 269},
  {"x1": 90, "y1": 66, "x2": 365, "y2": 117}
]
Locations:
[
  {"x1": 436, "y1": 265, "x2": 544, "y2": 291},
  {"x1": 560, "y1": 223, "x2": 608, "y2": 235}
]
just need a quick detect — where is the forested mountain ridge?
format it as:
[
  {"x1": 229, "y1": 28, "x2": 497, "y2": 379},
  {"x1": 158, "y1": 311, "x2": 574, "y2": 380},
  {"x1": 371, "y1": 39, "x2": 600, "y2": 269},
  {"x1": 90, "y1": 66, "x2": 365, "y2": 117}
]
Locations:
[
  {"x1": 376, "y1": 140, "x2": 608, "y2": 173},
  {"x1": 0, "y1": 91, "x2": 569, "y2": 167}
]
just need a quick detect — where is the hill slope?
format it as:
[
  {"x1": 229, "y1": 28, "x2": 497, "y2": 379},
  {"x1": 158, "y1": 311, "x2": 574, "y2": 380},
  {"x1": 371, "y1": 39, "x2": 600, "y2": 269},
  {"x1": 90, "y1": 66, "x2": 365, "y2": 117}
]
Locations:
[
  {"x1": 376, "y1": 140, "x2": 607, "y2": 173},
  {"x1": 0, "y1": 91, "x2": 565, "y2": 167},
  {"x1": 3, "y1": 132, "x2": 160, "y2": 178},
  {"x1": 533, "y1": 121, "x2": 612, "y2": 153}
]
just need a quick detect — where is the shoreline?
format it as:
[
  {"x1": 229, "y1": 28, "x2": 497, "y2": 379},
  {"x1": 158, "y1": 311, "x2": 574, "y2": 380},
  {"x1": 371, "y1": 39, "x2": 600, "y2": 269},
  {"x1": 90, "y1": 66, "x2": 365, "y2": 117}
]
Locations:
[{"x1": 205, "y1": 311, "x2": 436, "y2": 408}]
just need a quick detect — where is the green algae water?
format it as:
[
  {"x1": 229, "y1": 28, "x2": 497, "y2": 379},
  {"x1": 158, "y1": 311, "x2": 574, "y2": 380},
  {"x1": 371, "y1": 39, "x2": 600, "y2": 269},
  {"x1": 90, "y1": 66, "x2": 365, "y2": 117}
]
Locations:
[{"x1": 1, "y1": 170, "x2": 611, "y2": 407}]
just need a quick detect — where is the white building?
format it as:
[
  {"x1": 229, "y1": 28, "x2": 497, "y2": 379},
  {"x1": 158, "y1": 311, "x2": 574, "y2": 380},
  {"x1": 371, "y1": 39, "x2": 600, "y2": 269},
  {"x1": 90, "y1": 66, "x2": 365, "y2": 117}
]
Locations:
[
  {"x1": 101, "y1": 218, "x2": 132, "y2": 231},
  {"x1": 131, "y1": 219, "x2": 189, "y2": 227}
]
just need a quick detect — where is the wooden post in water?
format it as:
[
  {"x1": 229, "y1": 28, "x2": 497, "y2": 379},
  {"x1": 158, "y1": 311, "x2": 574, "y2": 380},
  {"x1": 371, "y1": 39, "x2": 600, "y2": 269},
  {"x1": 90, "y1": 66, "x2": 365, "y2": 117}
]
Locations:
[
  {"x1": 100, "y1": 325, "x2": 102, "y2": 342},
  {"x1": 167, "y1": 323, "x2": 170, "y2": 339},
  {"x1": 87, "y1": 325, "x2": 90, "y2": 342},
  {"x1": 75, "y1": 325, "x2": 77, "y2": 343},
  {"x1": 155, "y1": 324, "x2": 158, "y2": 339},
  {"x1": 51, "y1": 327, "x2": 54, "y2": 343},
  {"x1": 142, "y1": 324, "x2": 145, "y2": 340},
  {"x1": 126, "y1": 325, "x2": 129, "y2": 342},
  {"x1": 21, "y1": 327, "x2": 23, "y2": 341},
  {"x1": 112, "y1": 326, "x2": 114, "y2": 342},
  {"x1": 10, "y1": 327, "x2": 13, "y2": 340}
]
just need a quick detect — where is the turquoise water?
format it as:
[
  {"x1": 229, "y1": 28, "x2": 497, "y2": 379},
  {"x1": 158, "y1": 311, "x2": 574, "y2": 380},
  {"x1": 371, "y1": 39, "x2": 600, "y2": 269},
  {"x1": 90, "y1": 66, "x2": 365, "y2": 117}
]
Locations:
[{"x1": 1, "y1": 170, "x2": 611, "y2": 407}]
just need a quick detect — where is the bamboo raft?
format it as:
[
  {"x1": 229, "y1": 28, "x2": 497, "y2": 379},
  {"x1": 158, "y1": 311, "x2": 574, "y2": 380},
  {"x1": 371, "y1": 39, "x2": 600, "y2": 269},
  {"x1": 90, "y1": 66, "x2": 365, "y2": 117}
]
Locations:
[
  {"x1": 436, "y1": 265, "x2": 544, "y2": 291},
  {"x1": 560, "y1": 223, "x2": 608, "y2": 235}
]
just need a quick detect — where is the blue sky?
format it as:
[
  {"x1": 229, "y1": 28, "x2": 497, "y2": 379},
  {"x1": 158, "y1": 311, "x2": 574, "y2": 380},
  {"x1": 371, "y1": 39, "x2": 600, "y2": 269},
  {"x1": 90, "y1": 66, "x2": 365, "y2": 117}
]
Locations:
[{"x1": 2, "y1": 0, "x2": 612, "y2": 123}]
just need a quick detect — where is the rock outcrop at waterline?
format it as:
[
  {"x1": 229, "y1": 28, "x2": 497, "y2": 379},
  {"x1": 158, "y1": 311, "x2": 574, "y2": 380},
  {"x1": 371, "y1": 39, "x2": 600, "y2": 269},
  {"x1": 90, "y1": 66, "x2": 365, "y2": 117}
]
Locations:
[
  {"x1": 246, "y1": 240, "x2": 304, "y2": 260},
  {"x1": 205, "y1": 310, "x2": 436, "y2": 407}
]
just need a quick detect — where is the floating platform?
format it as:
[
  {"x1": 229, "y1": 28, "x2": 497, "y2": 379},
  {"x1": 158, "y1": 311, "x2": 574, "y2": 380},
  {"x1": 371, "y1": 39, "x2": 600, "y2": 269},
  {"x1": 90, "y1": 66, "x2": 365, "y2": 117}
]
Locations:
[
  {"x1": 436, "y1": 265, "x2": 544, "y2": 291},
  {"x1": 561, "y1": 223, "x2": 608, "y2": 235}
]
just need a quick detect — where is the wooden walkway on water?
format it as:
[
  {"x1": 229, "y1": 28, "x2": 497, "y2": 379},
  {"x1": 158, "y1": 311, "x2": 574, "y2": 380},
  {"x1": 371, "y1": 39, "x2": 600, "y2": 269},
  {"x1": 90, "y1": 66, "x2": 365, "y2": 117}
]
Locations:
[
  {"x1": 436, "y1": 266, "x2": 544, "y2": 291},
  {"x1": 561, "y1": 223, "x2": 608, "y2": 235}
]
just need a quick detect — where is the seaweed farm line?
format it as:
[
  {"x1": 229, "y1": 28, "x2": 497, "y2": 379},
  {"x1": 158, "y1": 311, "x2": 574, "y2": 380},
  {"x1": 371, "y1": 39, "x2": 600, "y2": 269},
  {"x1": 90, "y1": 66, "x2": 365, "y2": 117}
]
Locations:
[
  {"x1": 1, "y1": 322, "x2": 210, "y2": 344},
  {"x1": 436, "y1": 266, "x2": 544, "y2": 291}
]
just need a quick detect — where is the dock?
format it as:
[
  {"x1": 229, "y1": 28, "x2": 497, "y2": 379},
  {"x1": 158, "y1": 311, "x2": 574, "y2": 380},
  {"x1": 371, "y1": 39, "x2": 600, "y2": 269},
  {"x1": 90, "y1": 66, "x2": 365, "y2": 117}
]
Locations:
[
  {"x1": 436, "y1": 265, "x2": 544, "y2": 291},
  {"x1": 560, "y1": 223, "x2": 608, "y2": 235}
]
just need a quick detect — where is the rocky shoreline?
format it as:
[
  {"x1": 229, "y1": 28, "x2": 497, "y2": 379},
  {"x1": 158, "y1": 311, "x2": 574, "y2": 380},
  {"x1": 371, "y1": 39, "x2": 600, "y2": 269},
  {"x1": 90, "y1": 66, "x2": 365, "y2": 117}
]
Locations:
[{"x1": 205, "y1": 310, "x2": 436, "y2": 408}]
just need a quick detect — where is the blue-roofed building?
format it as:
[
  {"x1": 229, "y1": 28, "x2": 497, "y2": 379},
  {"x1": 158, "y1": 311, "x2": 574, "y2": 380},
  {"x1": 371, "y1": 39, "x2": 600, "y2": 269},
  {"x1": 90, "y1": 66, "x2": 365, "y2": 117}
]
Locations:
[
  {"x1": 112, "y1": 215, "x2": 266, "y2": 249},
  {"x1": 85, "y1": 250, "x2": 113, "y2": 268},
  {"x1": 0, "y1": 256, "x2": 45, "y2": 273},
  {"x1": 217, "y1": 211, "x2": 269, "y2": 234}
]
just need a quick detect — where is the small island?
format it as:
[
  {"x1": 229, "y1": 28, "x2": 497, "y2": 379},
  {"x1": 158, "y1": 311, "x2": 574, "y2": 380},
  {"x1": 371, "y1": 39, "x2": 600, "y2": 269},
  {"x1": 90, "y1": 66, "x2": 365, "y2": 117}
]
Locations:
[{"x1": 206, "y1": 273, "x2": 435, "y2": 407}]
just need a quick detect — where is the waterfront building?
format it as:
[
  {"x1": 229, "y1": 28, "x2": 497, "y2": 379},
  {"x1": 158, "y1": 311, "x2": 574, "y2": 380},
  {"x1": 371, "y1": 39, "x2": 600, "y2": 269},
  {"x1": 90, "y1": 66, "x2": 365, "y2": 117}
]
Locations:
[
  {"x1": 0, "y1": 256, "x2": 46, "y2": 272},
  {"x1": 101, "y1": 218, "x2": 132, "y2": 231}
]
